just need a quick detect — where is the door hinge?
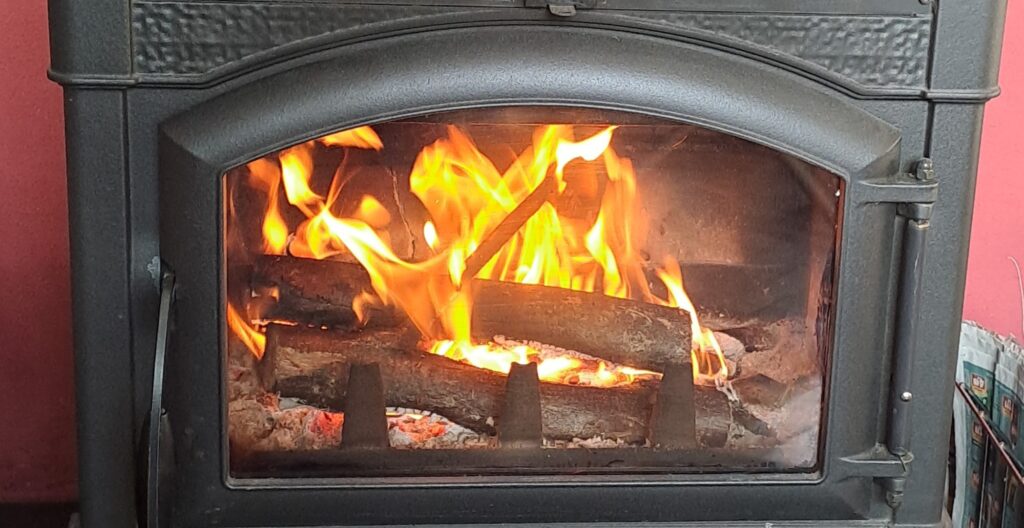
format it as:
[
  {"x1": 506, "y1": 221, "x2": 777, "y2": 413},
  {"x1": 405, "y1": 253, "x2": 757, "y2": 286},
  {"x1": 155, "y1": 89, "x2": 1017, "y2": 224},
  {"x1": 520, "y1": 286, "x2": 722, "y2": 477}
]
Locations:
[{"x1": 885, "y1": 158, "x2": 935, "y2": 474}]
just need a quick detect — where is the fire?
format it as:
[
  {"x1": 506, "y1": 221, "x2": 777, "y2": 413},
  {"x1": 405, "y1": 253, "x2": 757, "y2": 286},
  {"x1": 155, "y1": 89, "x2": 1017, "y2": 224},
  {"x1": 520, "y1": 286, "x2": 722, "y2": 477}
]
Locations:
[
  {"x1": 279, "y1": 145, "x2": 321, "y2": 216},
  {"x1": 427, "y1": 339, "x2": 656, "y2": 388},
  {"x1": 656, "y1": 258, "x2": 730, "y2": 382},
  {"x1": 227, "y1": 303, "x2": 265, "y2": 359},
  {"x1": 246, "y1": 158, "x2": 289, "y2": 255},
  {"x1": 319, "y1": 125, "x2": 383, "y2": 151},
  {"x1": 229, "y1": 122, "x2": 731, "y2": 387}
]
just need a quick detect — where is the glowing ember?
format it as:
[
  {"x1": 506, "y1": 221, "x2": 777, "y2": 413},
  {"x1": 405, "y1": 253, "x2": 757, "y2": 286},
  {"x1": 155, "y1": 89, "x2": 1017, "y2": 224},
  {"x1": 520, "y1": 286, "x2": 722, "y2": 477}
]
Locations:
[
  {"x1": 310, "y1": 411, "x2": 344, "y2": 437},
  {"x1": 426, "y1": 338, "x2": 657, "y2": 388},
  {"x1": 229, "y1": 123, "x2": 731, "y2": 386}
]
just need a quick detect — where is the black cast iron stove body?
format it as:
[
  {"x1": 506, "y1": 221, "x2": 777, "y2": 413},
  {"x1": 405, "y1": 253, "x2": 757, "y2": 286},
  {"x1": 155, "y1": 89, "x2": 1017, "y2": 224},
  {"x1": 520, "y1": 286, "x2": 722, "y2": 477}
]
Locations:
[{"x1": 49, "y1": 0, "x2": 1007, "y2": 526}]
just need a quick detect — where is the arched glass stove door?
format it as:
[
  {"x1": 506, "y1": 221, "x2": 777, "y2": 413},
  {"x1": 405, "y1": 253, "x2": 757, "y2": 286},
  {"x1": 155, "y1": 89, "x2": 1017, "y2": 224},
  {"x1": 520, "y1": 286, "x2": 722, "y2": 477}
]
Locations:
[{"x1": 222, "y1": 106, "x2": 841, "y2": 478}]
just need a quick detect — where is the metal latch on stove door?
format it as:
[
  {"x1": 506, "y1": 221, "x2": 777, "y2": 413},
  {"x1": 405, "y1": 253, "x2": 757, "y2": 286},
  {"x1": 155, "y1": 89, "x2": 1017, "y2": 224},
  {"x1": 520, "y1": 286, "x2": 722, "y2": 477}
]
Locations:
[{"x1": 525, "y1": 0, "x2": 598, "y2": 16}]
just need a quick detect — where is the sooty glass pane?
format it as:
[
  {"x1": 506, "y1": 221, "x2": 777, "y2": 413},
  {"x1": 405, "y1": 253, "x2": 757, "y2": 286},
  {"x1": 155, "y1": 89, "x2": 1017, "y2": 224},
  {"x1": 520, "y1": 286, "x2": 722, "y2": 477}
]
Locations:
[{"x1": 222, "y1": 107, "x2": 841, "y2": 478}]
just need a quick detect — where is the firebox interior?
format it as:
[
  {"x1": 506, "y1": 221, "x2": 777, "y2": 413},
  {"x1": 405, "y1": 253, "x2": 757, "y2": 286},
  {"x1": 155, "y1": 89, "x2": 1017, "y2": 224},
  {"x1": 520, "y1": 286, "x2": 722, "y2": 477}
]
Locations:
[{"x1": 222, "y1": 107, "x2": 841, "y2": 478}]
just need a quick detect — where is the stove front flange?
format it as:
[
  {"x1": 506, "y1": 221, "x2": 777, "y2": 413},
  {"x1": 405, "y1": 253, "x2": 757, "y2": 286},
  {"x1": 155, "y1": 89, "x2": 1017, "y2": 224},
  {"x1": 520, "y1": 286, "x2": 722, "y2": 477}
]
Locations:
[{"x1": 154, "y1": 25, "x2": 913, "y2": 527}]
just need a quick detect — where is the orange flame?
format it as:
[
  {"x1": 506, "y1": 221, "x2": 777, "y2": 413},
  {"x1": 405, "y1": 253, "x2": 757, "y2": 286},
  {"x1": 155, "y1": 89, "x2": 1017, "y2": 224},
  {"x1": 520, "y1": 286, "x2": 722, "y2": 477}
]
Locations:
[
  {"x1": 656, "y1": 258, "x2": 730, "y2": 383},
  {"x1": 227, "y1": 303, "x2": 265, "y2": 359},
  {"x1": 235, "y1": 124, "x2": 729, "y2": 386},
  {"x1": 247, "y1": 158, "x2": 289, "y2": 255},
  {"x1": 279, "y1": 145, "x2": 321, "y2": 217},
  {"x1": 319, "y1": 125, "x2": 383, "y2": 151}
]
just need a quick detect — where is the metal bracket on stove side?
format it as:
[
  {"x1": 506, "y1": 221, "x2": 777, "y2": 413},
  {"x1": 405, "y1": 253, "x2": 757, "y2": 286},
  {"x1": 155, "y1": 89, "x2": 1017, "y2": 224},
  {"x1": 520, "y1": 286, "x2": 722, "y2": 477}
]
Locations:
[
  {"x1": 888, "y1": 159, "x2": 936, "y2": 457},
  {"x1": 837, "y1": 449, "x2": 912, "y2": 479},
  {"x1": 857, "y1": 161, "x2": 938, "y2": 207},
  {"x1": 141, "y1": 269, "x2": 176, "y2": 528}
]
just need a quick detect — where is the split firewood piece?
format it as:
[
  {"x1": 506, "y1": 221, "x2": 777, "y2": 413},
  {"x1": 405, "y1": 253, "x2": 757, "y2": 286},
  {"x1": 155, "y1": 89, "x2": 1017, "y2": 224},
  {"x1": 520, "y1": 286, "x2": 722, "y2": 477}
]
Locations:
[
  {"x1": 260, "y1": 324, "x2": 734, "y2": 446},
  {"x1": 253, "y1": 256, "x2": 693, "y2": 371},
  {"x1": 253, "y1": 255, "x2": 400, "y2": 328},
  {"x1": 470, "y1": 280, "x2": 693, "y2": 371}
]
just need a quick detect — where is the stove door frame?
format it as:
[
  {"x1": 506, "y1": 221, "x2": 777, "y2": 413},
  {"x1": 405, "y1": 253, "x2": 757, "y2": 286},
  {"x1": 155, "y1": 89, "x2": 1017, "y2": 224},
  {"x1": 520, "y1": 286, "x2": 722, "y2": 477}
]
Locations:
[{"x1": 158, "y1": 25, "x2": 916, "y2": 526}]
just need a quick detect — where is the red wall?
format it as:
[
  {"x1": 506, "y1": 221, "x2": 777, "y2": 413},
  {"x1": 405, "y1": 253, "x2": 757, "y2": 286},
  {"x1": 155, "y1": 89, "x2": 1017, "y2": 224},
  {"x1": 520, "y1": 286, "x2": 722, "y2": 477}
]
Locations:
[
  {"x1": 0, "y1": 0, "x2": 1019, "y2": 503},
  {"x1": 964, "y1": 0, "x2": 1024, "y2": 340},
  {"x1": 0, "y1": 0, "x2": 77, "y2": 502}
]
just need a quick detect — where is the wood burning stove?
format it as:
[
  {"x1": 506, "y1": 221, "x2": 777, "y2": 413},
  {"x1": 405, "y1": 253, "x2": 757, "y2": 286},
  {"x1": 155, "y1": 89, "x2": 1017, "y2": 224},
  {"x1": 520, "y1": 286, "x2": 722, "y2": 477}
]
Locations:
[{"x1": 49, "y1": 1, "x2": 1008, "y2": 527}]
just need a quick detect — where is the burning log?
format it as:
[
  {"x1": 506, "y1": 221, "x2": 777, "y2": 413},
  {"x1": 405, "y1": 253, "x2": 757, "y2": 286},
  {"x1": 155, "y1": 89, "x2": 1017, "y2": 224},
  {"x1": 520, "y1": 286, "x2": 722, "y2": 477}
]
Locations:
[
  {"x1": 253, "y1": 255, "x2": 399, "y2": 328},
  {"x1": 470, "y1": 280, "x2": 691, "y2": 371},
  {"x1": 260, "y1": 324, "x2": 733, "y2": 446},
  {"x1": 254, "y1": 255, "x2": 693, "y2": 370}
]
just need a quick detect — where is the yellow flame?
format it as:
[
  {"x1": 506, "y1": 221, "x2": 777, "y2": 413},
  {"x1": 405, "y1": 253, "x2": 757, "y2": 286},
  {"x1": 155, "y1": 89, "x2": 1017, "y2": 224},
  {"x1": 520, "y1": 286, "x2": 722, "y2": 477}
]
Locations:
[
  {"x1": 656, "y1": 258, "x2": 730, "y2": 383},
  {"x1": 448, "y1": 246, "x2": 467, "y2": 288},
  {"x1": 319, "y1": 125, "x2": 384, "y2": 151},
  {"x1": 245, "y1": 124, "x2": 729, "y2": 385},
  {"x1": 262, "y1": 188, "x2": 289, "y2": 255},
  {"x1": 425, "y1": 339, "x2": 647, "y2": 388},
  {"x1": 423, "y1": 221, "x2": 439, "y2": 251},
  {"x1": 279, "y1": 145, "x2": 321, "y2": 217},
  {"x1": 246, "y1": 158, "x2": 289, "y2": 255},
  {"x1": 555, "y1": 126, "x2": 615, "y2": 176},
  {"x1": 352, "y1": 290, "x2": 379, "y2": 325},
  {"x1": 227, "y1": 303, "x2": 265, "y2": 359},
  {"x1": 352, "y1": 195, "x2": 391, "y2": 229}
]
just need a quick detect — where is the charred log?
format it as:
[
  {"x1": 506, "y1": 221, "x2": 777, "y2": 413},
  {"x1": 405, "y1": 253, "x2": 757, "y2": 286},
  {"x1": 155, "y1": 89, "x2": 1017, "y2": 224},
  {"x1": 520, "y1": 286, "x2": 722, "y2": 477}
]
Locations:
[{"x1": 260, "y1": 324, "x2": 733, "y2": 446}]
